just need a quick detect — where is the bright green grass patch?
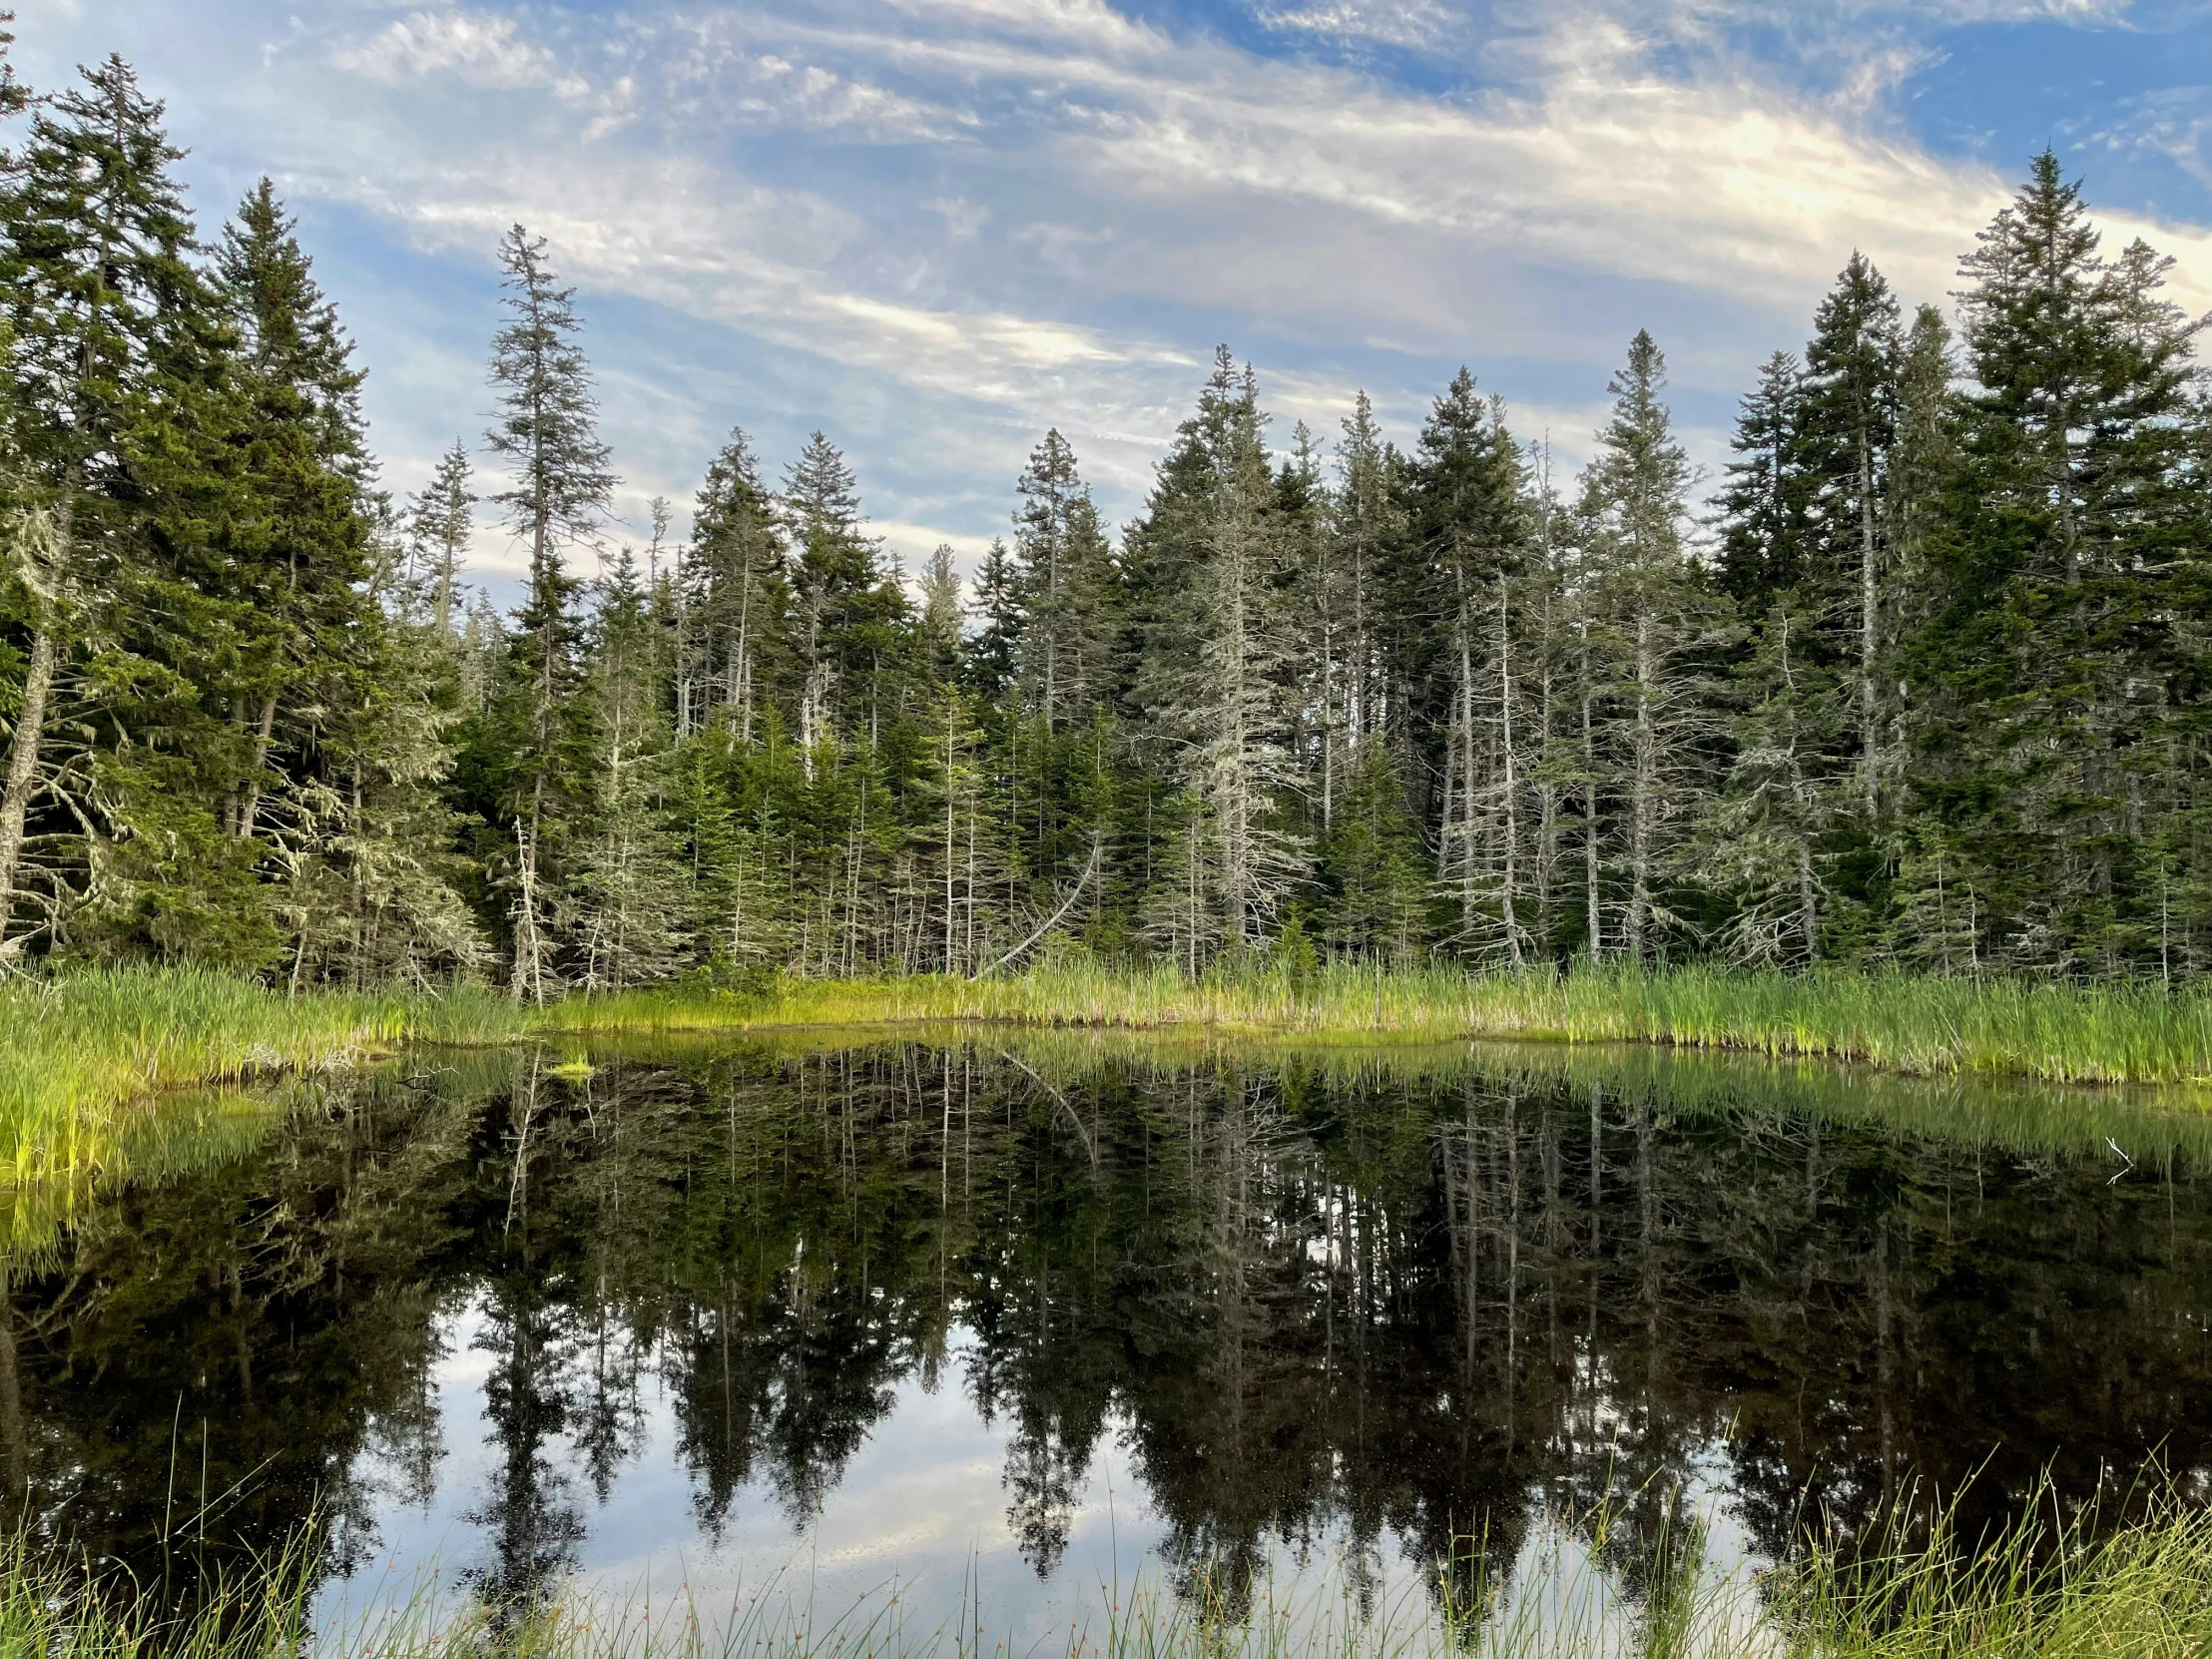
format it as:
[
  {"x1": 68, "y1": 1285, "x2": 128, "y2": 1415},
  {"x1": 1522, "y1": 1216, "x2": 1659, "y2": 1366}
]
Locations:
[
  {"x1": 0, "y1": 967, "x2": 522, "y2": 1188},
  {"x1": 543, "y1": 960, "x2": 2212, "y2": 1090},
  {"x1": 9, "y1": 958, "x2": 2212, "y2": 1227}
]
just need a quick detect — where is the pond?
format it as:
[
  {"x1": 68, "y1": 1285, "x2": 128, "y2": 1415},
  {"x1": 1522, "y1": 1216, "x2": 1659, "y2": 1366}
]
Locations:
[{"x1": 2, "y1": 1035, "x2": 2209, "y2": 1648}]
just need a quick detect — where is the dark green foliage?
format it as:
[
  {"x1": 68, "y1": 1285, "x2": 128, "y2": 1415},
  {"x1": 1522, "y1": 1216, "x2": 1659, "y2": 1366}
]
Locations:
[
  {"x1": 0, "y1": 53, "x2": 2207, "y2": 994},
  {"x1": 1907, "y1": 153, "x2": 2212, "y2": 973}
]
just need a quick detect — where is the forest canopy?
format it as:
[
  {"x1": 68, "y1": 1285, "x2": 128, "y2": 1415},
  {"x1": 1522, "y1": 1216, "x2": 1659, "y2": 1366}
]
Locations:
[{"x1": 2, "y1": 37, "x2": 2209, "y2": 996}]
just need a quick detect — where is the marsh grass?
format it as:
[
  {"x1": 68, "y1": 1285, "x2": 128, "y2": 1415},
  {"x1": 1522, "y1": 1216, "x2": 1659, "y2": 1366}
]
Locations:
[
  {"x1": 0, "y1": 967, "x2": 521, "y2": 1189},
  {"x1": 8, "y1": 956, "x2": 2212, "y2": 1242},
  {"x1": 543, "y1": 960, "x2": 2212, "y2": 1090},
  {"x1": 2, "y1": 1478, "x2": 2207, "y2": 1658},
  {"x1": 1771, "y1": 1477, "x2": 2212, "y2": 1659}
]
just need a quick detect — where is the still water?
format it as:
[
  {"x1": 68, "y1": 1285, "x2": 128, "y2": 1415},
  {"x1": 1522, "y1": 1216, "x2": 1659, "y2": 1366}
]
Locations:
[{"x1": 3, "y1": 1036, "x2": 2209, "y2": 1644}]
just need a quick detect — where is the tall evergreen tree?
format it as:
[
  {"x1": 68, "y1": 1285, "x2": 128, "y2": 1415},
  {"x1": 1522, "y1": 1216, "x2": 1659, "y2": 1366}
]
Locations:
[
  {"x1": 1130, "y1": 349, "x2": 1308, "y2": 962},
  {"x1": 1714, "y1": 350, "x2": 1805, "y2": 612},
  {"x1": 1012, "y1": 429, "x2": 1115, "y2": 730},
  {"x1": 782, "y1": 432, "x2": 897, "y2": 755},
  {"x1": 1575, "y1": 331, "x2": 1721, "y2": 964},
  {"x1": 573, "y1": 549, "x2": 687, "y2": 989},
  {"x1": 210, "y1": 179, "x2": 373, "y2": 850},
  {"x1": 1798, "y1": 253, "x2": 1903, "y2": 828},
  {"x1": 476, "y1": 226, "x2": 615, "y2": 1001},
  {"x1": 681, "y1": 427, "x2": 784, "y2": 743},
  {"x1": 0, "y1": 55, "x2": 263, "y2": 962},
  {"x1": 1915, "y1": 153, "x2": 2211, "y2": 971},
  {"x1": 409, "y1": 440, "x2": 474, "y2": 640}
]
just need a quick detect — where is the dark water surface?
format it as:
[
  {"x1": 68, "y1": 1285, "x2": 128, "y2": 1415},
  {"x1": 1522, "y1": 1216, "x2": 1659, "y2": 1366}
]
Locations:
[{"x1": 3, "y1": 1037, "x2": 2210, "y2": 1643}]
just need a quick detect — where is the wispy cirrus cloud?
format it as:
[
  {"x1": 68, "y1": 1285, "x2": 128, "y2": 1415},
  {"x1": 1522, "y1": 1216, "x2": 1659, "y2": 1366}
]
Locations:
[
  {"x1": 13, "y1": 0, "x2": 2207, "y2": 586},
  {"x1": 333, "y1": 8, "x2": 566, "y2": 89}
]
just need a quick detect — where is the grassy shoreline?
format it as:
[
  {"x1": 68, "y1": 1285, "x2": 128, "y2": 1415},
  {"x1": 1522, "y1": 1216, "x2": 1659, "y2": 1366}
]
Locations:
[
  {"x1": 8, "y1": 959, "x2": 2212, "y2": 1191},
  {"x1": 549, "y1": 960, "x2": 2212, "y2": 1087},
  {"x1": 0, "y1": 969, "x2": 522, "y2": 1186}
]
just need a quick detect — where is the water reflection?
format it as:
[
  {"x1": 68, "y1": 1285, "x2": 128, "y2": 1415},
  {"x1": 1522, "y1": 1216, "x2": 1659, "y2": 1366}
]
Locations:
[{"x1": 1, "y1": 1039, "x2": 2207, "y2": 1639}]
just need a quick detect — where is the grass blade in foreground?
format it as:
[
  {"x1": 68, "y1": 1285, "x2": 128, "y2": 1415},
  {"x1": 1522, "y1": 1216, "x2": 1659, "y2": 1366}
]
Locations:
[{"x1": 3, "y1": 1480, "x2": 2209, "y2": 1657}]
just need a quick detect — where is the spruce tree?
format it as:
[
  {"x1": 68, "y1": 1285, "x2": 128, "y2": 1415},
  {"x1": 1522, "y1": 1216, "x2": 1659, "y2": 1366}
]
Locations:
[
  {"x1": 1714, "y1": 351, "x2": 1806, "y2": 612},
  {"x1": 682, "y1": 427, "x2": 784, "y2": 742},
  {"x1": 781, "y1": 432, "x2": 891, "y2": 755},
  {"x1": 478, "y1": 225, "x2": 614, "y2": 1001},
  {"x1": 1129, "y1": 349, "x2": 1309, "y2": 963},
  {"x1": 1920, "y1": 154, "x2": 2208, "y2": 970},
  {"x1": 1575, "y1": 330, "x2": 1722, "y2": 964},
  {"x1": 0, "y1": 56, "x2": 264, "y2": 962},
  {"x1": 1390, "y1": 370, "x2": 1532, "y2": 957},
  {"x1": 409, "y1": 440, "x2": 474, "y2": 639},
  {"x1": 1330, "y1": 391, "x2": 1396, "y2": 754},
  {"x1": 1012, "y1": 429, "x2": 1114, "y2": 730},
  {"x1": 210, "y1": 179, "x2": 373, "y2": 849},
  {"x1": 1798, "y1": 253, "x2": 1902, "y2": 827},
  {"x1": 573, "y1": 549, "x2": 688, "y2": 988}
]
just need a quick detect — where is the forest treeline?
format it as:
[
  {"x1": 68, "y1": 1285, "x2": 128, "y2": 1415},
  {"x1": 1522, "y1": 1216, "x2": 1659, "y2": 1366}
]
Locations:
[{"x1": 3, "y1": 39, "x2": 2210, "y2": 997}]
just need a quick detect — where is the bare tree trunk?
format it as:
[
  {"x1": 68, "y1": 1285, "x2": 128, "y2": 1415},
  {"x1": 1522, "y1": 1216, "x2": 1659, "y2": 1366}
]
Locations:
[
  {"x1": 435, "y1": 533, "x2": 457, "y2": 639},
  {"x1": 1578, "y1": 620, "x2": 1601, "y2": 960},
  {"x1": 1496, "y1": 580, "x2": 1523, "y2": 968},
  {"x1": 0, "y1": 629, "x2": 56, "y2": 955},
  {"x1": 1627, "y1": 613, "x2": 1656, "y2": 965},
  {"x1": 237, "y1": 692, "x2": 278, "y2": 839},
  {"x1": 1797, "y1": 836, "x2": 1820, "y2": 962},
  {"x1": 1320, "y1": 618, "x2": 1336, "y2": 831},
  {"x1": 736, "y1": 555, "x2": 755, "y2": 746},
  {"x1": 1439, "y1": 618, "x2": 1462, "y2": 917},
  {"x1": 347, "y1": 759, "x2": 367, "y2": 989},
  {"x1": 943, "y1": 703, "x2": 957, "y2": 972},
  {"x1": 512, "y1": 809, "x2": 545, "y2": 1004},
  {"x1": 1859, "y1": 433, "x2": 1881, "y2": 825},
  {"x1": 1460, "y1": 618, "x2": 1478, "y2": 938}
]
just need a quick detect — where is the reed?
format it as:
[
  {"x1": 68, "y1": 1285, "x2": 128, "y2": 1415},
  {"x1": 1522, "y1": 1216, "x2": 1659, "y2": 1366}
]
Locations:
[
  {"x1": 8, "y1": 957, "x2": 2212, "y2": 1222},
  {"x1": 0, "y1": 967, "x2": 522, "y2": 1188},
  {"x1": 1, "y1": 1479, "x2": 2206, "y2": 1657},
  {"x1": 542, "y1": 961, "x2": 2212, "y2": 1090}
]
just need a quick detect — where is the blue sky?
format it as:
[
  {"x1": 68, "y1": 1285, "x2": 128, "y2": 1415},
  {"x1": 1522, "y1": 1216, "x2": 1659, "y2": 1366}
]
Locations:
[{"x1": 15, "y1": 0, "x2": 2212, "y2": 594}]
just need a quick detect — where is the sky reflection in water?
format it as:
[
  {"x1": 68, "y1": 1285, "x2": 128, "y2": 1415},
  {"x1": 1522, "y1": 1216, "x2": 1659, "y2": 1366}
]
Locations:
[{"x1": 5, "y1": 1039, "x2": 2207, "y2": 1646}]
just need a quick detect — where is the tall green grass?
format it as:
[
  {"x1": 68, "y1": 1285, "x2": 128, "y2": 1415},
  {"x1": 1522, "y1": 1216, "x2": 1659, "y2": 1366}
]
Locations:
[
  {"x1": 8, "y1": 958, "x2": 2212, "y2": 1234},
  {"x1": 544, "y1": 961, "x2": 2212, "y2": 1090},
  {"x1": 1, "y1": 1479, "x2": 2206, "y2": 1657},
  {"x1": 0, "y1": 967, "x2": 521, "y2": 1188}
]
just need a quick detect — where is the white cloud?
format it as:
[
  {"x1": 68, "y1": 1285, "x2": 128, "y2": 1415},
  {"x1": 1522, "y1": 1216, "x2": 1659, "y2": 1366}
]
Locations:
[
  {"x1": 30, "y1": 0, "x2": 2210, "y2": 584},
  {"x1": 1251, "y1": 0, "x2": 1461, "y2": 51},
  {"x1": 332, "y1": 9, "x2": 557, "y2": 89}
]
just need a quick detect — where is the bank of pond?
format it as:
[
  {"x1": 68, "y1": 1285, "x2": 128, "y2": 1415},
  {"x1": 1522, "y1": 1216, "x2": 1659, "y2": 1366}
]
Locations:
[
  {"x1": 0, "y1": 1028, "x2": 2205, "y2": 1653},
  {"x1": 17, "y1": 960, "x2": 2212, "y2": 1195}
]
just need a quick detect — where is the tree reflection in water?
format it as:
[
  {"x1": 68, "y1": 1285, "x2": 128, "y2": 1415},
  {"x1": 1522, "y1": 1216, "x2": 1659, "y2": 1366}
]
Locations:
[{"x1": 1, "y1": 1039, "x2": 2207, "y2": 1633}]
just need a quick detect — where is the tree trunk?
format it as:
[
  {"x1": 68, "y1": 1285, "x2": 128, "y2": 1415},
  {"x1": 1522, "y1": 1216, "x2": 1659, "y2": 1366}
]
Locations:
[
  {"x1": 512, "y1": 809, "x2": 544, "y2": 1004},
  {"x1": 0, "y1": 628, "x2": 56, "y2": 955},
  {"x1": 1627, "y1": 613, "x2": 1656, "y2": 965},
  {"x1": 1579, "y1": 621, "x2": 1601, "y2": 961},
  {"x1": 943, "y1": 703, "x2": 957, "y2": 972},
  {"x1": 1496, "y1": 579, "x2": 1522, "y2": 968},
  {"x1": 1859, "y1": 432, "x2": 1881, "y2": 824},
  {"x1": 435, "y1": 532, "x2": 457, "y2": 639},
  {"x1": 237, "y1": 692, "x2": 278, "y2": 839},
  {"x1": 1797, "y1": 837, "x2": 1820, "y2": 962}
]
